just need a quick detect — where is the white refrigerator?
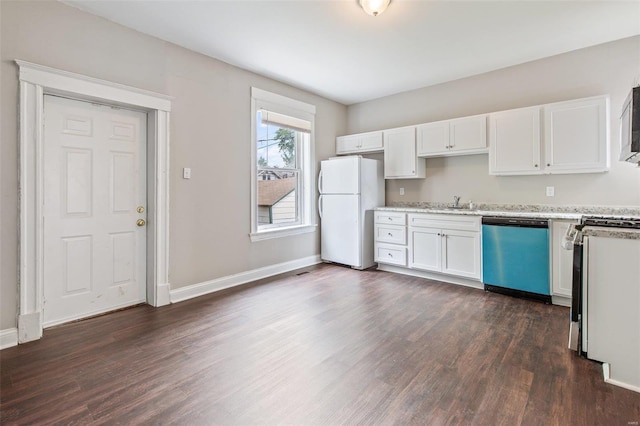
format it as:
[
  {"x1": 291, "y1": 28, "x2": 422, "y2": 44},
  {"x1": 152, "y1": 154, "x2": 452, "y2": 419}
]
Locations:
[{"x1": 318, "y1": 156, "x2": 384, "y2": 269}]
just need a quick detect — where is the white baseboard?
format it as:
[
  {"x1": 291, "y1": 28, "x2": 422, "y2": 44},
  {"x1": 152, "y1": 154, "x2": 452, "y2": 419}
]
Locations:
[
  {"x1": 0, "y1": 328, "x2": 19, "y2": 350},
  {"x1": 602, "y1": 362, "x2": 640, "y2": 394},
  {"x1": 156, "y1": 282, "x2": 171, "y2": 306},
  {"x1": 552, "y1": 295, "x2": 572, "y2": 307},
  {"x1": 377, "y1": 264, "x2": 484, "y2": 290},
  {"x1": 170, "y1": 255, "x2": 322, "y2": 303},
  {"x1": 18, "y1": 312, "x2": 42, "y2": 343}
]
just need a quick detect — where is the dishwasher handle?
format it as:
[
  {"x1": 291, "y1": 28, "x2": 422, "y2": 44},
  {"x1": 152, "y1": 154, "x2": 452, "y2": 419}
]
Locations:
[{"x1": 481, "y1": 216, "x2": 549, "y2": 228}]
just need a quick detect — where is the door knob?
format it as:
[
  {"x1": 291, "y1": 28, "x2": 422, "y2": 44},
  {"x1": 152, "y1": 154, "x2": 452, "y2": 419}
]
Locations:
[
  {"x1": 137, "y1": 219, "x2": 146, "y2": 227},
  {"x1": 137, "y1": 206, "x2": 145, "y2": 213}
]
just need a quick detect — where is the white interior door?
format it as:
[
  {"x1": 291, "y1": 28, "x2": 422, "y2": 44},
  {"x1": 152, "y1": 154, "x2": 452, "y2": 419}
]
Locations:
[{"x1": 43, "y1": 95, "x2": 147, "y2": 327}]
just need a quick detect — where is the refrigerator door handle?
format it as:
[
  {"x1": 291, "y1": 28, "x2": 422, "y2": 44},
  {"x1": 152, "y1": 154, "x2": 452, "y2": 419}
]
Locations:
[
  {"x1": 318, "y1": 195, "x2": 323, "y2": 219},
  {"x1": 318, "y1": 170, "x2": 323, "y2": 194}
]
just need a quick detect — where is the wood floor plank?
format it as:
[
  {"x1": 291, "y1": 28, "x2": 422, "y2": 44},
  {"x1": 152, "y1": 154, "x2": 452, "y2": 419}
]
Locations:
[{"x1": 1, "y1": 264, "x2": 639, "y2": 425}]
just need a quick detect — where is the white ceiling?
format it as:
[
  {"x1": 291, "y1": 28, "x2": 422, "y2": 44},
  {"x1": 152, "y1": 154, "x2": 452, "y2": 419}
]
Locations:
[{"x1": 63, "y1": 0, "x2": 640, "y2": 105}]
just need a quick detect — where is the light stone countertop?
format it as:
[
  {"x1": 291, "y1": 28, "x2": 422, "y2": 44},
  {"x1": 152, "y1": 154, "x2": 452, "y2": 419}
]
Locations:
[
  {"x1": 375, "y1": 202, "x2": 640, "y2": 221},
  {"x1": 581, "y1": 227, "x2": 640, "y2": 240}
]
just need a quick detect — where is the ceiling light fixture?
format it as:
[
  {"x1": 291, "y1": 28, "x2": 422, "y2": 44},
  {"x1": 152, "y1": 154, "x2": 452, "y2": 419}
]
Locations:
[{"x1": 359, "y1": 0, "x2": 391, "y2": 17}]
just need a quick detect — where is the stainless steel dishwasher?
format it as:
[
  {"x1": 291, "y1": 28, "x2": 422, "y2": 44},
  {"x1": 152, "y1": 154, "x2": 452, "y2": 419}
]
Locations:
[{"x1": 481, "y1": 216, "x2": 551, "y2": 303}]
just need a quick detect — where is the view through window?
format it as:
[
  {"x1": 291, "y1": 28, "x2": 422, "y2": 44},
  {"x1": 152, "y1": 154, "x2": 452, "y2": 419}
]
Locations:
[{"x1": 250, "y1": 88, "x2": 315, "y2": 240}]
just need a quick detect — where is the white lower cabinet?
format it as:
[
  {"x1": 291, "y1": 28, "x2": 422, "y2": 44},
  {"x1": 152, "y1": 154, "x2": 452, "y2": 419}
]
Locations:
[
  {"x1": 376, "y1": 243, "x2": 407, "y2": 266},
  {"x1": 408, "y1": 227, "x2": 441, "y2": 271},
  {"x1": 375, "y1": 211, "x2": 407, "y2": 266},
  {"x1": 407, "y1": 213, "x2": 481, "y2": 280},
  {"x1": 551, "y1": 220, "x2": 577, "y2": 298}
]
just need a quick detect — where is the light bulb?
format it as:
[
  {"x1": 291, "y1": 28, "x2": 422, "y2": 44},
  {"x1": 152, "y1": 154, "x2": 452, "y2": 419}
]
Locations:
[{"x1": 359, "y1": 0, "x2": 391, "y2": 17}]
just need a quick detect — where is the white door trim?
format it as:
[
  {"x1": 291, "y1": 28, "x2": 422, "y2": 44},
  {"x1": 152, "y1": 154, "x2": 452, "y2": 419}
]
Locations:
[{"x1": 17, "y1": 60, "x2": 172, "y2": 343}]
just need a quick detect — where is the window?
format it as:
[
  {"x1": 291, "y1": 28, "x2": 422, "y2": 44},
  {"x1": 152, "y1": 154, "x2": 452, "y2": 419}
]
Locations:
[{"x1": 250, "y1": 88, "x2": 316, "y2": 241}]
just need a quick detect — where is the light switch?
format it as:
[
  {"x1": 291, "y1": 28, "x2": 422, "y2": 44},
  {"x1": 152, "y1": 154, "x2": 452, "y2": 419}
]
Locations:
[
  {"x1": 399, "y1": 187, "x2": 405, "y2": 195},
  {"x1": 183, "y1": 168, "x2": 191, "y2": 179},
  {"x1": 546, "y1": 186, "x2": 555, "y2": 197}
]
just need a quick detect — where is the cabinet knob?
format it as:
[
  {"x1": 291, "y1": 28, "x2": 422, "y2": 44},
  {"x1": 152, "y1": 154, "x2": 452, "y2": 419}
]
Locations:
[
  {"x1": 388, "y1": 232, "x2": 393, "y2": 236},
  {"x1": 534, "y1": 164, "x2": 539, "y2": 167},
  {"x1": 388, "y1": 253, "x2": 393, "y2": 257},
  {"x1": 547, "y1": 163, "x2": 551, "y2": 167}
]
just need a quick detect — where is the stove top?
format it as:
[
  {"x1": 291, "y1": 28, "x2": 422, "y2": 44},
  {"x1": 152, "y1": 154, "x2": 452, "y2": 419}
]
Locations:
[{"x1": 582, "y1": 216, "x2": 640, "y2": 229}]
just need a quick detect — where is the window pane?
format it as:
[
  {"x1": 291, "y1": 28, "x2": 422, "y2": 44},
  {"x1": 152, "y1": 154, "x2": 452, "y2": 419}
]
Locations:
[
  {"x1": 257, "y1": 111, "x2": 297, "y2": 169},
  {"x1": 257, "y1": 170, "x2": 299, "y2": 228}
]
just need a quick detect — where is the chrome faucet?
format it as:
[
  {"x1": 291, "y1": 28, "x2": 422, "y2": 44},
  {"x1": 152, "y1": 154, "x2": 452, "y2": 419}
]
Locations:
[{"x1": 453, "y1": 196, "x2": 461, "y2": 208}]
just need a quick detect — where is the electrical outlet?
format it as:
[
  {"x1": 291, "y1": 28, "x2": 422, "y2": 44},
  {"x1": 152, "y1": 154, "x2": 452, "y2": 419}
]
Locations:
[
  {"x1": 399, "y1": 187, "x2": 405, "y2": 196},
  {"x1": 546, "y1": 186, "x2": 555, "y2": 197},
  {"x1": 183, "y1": 168, "x2": 191, "y2": 179}
]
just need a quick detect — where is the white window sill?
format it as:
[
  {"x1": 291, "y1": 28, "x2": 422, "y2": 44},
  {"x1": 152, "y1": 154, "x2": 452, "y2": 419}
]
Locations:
[{"x1": 250, "y1": 224, "x2": 317, "y2": 242}]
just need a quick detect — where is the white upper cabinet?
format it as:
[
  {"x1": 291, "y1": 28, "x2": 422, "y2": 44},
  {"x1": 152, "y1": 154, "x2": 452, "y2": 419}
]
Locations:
[
  {"x1": 418, "y1": 114, "x2": 488, "y2": 157},
  {"x1": 384, "y1": 126, "x2": 426, "y2": 179},
  {"x1": 489, "y1": 95, "x2": 609, "y2": 176},
  {"x1": 489, "y1": 106, "x2": 542, "y2": 175},
  {"x1": 336, "y1": 131, "x2": 383, "y2": 155},
  {"x1": 544, "y1": 96, "x2": 609, "y2": 173}
]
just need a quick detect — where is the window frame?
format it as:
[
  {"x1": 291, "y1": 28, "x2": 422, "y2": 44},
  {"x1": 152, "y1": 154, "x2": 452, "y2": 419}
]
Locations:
[{"x1": 250, "y1": 88, "x2": 317, "y2": 241}]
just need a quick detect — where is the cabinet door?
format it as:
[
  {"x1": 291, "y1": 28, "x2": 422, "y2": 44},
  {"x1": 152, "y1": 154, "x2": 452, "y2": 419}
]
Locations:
[
  {"x1": 336, "y1": 131, "x2": 383, "y2": 154},
  {"x1": 489, "y1": 106, "x2": 542, "y2": 175},
  {"x1": 359, "y1": 131, "x2": 384, "y2": 152},
  {"x1": 408, "y1": 227, "x2": 441, "y2": 272},
  {"x1": 384, "y1": 127, "x2": 425, "y2": 179},
  {"x1": 551, "y1": 220, "x2": 576, "y2": 298},
  {"x1": 417, "y1": 121, "x2": 449, "y2": 156},
  {"x1": 336, "y1": 134, "x2": 360, "y2": 154},
  {"x1": 441, "y1": 229, "x2": 480, "y2": 279},
  {"x1": 449, "y1": 115, "x2": 487, "y2": 153},
  {"x1": 544, "y1": 96, "x2": 609, "y2": 173}
]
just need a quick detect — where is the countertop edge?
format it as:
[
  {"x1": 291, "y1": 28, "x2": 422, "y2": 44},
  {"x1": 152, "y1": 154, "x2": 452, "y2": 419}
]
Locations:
[
  {"x1": 581, "y1": 227, "x2": 640, "y2": 240},
  {"x1": 375, "y1": 207, "x2": 584, "y2": 220}
]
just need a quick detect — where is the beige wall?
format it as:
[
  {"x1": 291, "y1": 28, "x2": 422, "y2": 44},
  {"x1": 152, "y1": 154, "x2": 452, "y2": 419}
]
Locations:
[
  {"x1": 347, "y1": 36, "x2": 640, "y2": 207},
  {"x1": 0, "y1": 1, "x2": 346, "y2": 331}
]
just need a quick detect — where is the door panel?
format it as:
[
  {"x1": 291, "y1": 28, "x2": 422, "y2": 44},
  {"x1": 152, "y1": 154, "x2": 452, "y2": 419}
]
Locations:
[
  {"x1": 320, "y1": 157, "x2": 360, "y2": 194},
  {"x1": 409, "y1": 227, "x2": 441, "y2": 272},
  {"x1": 489, "y1": 107, "x2": 541, "y2": 175},
  {"x1": 63, "y1": 149, "x2": 93, "y2": 215},
  {"x1": 442, "y1": 230, "x2": 480, "y2": 279},
  {"x1": 320, "y1": 194, "x2": 361, "y2": 267},
  {"x1": 62, "y1": 236, "x2": 93, "y2": 294},
  {"x1": 43, "y1": 95, "x2": 147, "y2": 327}
]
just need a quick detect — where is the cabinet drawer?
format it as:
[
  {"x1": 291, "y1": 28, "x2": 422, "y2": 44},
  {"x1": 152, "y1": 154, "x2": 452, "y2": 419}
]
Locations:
[
  {"x1": 408, "y1": 213, "x2": 480, "y2": 232},
  {"x1": 376, "y1": 243, "x2": 407, "y2": 266},
  {"x1": 375, "y1": 224, "x2": 406, "y2": 245},
  {"x1": 375, "y1": 211, "x2": 406, "y2": 225}
]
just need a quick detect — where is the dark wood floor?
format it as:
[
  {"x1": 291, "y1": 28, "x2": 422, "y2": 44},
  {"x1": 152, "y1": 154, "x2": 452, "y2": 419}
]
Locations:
[{"x1": 2, "y1": 264, "x2": 639, "y2": 425}]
